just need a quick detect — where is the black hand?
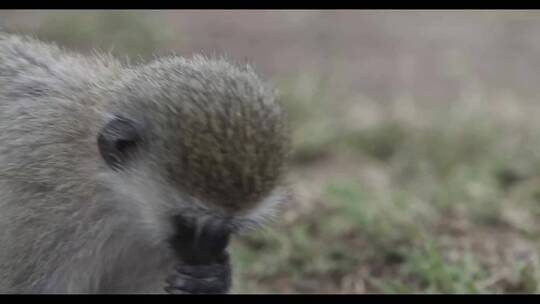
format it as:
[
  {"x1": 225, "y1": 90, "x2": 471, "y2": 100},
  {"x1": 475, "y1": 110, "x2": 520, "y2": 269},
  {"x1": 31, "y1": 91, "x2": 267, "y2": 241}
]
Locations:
[
  {"x1": 166, "y1": 215, "x2": 233, "y2": 294},
  {"x1": 165, "y1": 252, "x2": 232, "y2": 294}
]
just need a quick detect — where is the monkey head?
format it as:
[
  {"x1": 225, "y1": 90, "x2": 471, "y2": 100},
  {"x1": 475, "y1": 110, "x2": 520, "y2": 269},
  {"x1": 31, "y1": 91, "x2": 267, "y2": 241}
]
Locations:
[{"x1": 96, "y1": 55, "x2": 290, "y2": 257}]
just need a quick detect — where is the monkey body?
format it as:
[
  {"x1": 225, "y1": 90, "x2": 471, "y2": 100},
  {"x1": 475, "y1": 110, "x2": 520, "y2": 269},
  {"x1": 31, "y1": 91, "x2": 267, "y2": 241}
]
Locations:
[{"x1": 0, "y1": 34, "x2": 289, "y2": 293}]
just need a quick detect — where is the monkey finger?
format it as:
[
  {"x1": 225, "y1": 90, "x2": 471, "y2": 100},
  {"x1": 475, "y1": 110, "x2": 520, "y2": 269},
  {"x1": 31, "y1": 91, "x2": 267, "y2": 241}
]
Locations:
[
  {"x1": 164, "y1": 286, "x2": 190, "y2": 295},
  {"x1": 166, "y1": 273, "x2": 224, "y2": 286},
  {"x1": 165, "y1": 275, "x2": 229, "y2": 294},
  {"x1": 175, "y1": 262, "x2": 230, "y2": 279},
  {"x1": 165, "y1": 285, "x2": 228, "y2": 295}
]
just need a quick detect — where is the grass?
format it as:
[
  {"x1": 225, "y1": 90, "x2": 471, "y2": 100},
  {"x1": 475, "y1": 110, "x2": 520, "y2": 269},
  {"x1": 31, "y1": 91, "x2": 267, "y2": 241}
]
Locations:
[{"x1": 230, "y1": 81, "x2": 540, "y2": 293}]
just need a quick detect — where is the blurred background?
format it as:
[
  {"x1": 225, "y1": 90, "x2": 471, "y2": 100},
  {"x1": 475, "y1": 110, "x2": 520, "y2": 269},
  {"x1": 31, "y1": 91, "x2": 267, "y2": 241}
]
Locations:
[{"x1": 2, "y1": 10, "x2": 540, "y2": 293}]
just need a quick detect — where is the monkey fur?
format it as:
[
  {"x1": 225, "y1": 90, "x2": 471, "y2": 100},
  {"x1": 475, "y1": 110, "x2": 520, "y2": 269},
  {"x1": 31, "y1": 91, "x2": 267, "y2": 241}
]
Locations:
[{"x1": 0, "y1": 33, "x2": 290, "y2": 294}]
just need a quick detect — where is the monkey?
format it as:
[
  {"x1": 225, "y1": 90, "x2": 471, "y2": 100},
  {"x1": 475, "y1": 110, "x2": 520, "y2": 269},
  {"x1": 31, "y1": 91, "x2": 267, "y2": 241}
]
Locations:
[{"x1": 0, "y1": 32, "x2": 290, "y2": 294}]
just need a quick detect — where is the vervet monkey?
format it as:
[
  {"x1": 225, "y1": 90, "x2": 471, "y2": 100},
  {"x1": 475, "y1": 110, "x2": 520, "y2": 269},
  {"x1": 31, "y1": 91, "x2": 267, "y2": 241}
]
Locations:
[{"x1": 0, "y1": 33, "x2": 290, "y2": 294}]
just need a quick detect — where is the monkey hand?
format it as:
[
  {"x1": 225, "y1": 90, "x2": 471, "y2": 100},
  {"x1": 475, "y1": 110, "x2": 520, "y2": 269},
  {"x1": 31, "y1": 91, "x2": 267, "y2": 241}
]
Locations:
[
  {"x1": 166, "y1": 215, "x2": 233, "y2": 294},
  {"x1": 165, "y1": 252, "x2": 232, "y2": 294}
]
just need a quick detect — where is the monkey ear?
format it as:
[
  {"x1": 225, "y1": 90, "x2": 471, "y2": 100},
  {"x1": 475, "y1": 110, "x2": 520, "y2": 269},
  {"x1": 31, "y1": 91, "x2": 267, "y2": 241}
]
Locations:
[{"x1": 97, "y1": 116, "x2": 142, "y2": 171}]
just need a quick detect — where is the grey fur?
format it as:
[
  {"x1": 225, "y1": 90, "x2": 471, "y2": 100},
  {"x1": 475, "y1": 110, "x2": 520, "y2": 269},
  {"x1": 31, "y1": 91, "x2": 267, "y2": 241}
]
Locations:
[{"x1": 0, "y1": 33, "x2": 290, "y2": 293}]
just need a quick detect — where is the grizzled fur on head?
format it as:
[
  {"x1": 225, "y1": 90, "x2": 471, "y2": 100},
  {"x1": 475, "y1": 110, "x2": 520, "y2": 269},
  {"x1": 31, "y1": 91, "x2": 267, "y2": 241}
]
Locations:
[{"x1": 105, "y1": 55, "x2": 290, "y2": 214}]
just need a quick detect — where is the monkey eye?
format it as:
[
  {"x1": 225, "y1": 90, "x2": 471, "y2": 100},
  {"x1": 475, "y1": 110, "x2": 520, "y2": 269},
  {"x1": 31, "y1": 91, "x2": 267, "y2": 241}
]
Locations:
[{"x1": 97, "y1": 116, "x2": 142, "y2": 171}]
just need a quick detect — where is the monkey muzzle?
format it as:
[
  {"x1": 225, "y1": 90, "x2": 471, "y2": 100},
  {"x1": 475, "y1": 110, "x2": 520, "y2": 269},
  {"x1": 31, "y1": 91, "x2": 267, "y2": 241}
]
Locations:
[{"x1": 168, "y1": 215, "x2": 232, "y2": 265}]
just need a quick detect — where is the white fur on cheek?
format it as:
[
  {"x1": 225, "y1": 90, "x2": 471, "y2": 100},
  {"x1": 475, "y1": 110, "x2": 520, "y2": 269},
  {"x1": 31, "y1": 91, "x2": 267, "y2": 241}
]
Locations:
[
  {"x1": 233, "y1": 186, "x2": 290, "y2": 232},
  {"x1": 97, "y1": 170, "x2": 177, "y2": 246}
]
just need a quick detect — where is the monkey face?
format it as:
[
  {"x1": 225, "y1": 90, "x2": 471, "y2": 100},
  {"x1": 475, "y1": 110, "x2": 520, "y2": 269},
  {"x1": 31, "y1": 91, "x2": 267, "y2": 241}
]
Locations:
[
  {"x1": 96, "y1": 111, "x2": 288, "y2": 235},
  {"x1": 96, "y1": 57, "x2": 290, "y2": 247}
]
